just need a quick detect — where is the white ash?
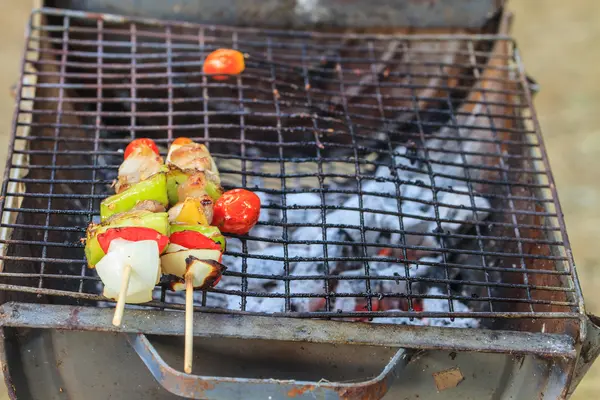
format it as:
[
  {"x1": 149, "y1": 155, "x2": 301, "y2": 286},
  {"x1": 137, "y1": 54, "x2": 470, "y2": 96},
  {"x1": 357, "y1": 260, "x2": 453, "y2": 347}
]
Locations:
[
  {"x1": 204, "y1": 144, "x2": 491, "y2": 317},
  {"x1": 283, "y1": 192, "x2": 323, "y2": 224}
]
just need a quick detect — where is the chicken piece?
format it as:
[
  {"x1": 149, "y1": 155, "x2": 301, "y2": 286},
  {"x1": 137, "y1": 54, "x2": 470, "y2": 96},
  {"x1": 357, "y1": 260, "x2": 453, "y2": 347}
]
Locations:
[
  {"x1": 168, "y1": 142, "x2": 215, "y2": 172},
  {"x1": 116, "y1": 145, "x2": 164, "y2": 193},
  {"x1": 177, "y1": 172, "x2": 210, "y2": 201},
  {"x1": 167, "y1": 168, "x2": 223, "y2": 205},
  {"x1": 165, "y1": 138, "x2": 222, "y2": 204},
  {"x1": 132, "y1": 199, "x2": 167, "y2": 213}
]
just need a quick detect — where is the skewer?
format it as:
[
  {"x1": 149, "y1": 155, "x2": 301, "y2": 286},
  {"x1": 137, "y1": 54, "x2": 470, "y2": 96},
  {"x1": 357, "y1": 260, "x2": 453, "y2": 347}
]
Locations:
[
  {"x1": 112, "y1": 264, "x2": 132, "y2": 326},
  {"x1": 184, "y1": 271, "x2": 194, "y2": 374}
]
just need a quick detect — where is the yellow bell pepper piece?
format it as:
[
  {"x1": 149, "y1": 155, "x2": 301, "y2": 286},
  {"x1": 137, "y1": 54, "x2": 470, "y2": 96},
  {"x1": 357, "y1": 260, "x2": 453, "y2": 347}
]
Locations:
[{"x1": 175, "y1": 198, "x2": 209, "y2": 226}]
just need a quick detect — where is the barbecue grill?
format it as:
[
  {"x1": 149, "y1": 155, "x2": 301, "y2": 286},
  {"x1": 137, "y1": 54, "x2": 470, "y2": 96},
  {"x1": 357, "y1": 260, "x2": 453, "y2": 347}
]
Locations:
[{"x1": 0, "y1": 1, "x2": 599, "y2": 399}]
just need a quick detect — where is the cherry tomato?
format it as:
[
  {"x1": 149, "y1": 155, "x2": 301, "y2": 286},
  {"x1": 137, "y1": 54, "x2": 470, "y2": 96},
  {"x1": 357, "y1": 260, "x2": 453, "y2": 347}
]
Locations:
[
  {"x1": 124, "y1": 138, "x2": 160, "y2": 159},
  {"x1": 97, "y1": 227, "x2": 169, "y2": 254},
  {"x1": 172, "y1": 137, "x2": 193, "y2": 146},
  {"x1": 169, "y1": 230, "x2": 222, "y2": 251},
  {"x1": 202, "y1": 49, "x2": 245, "y2": 81},
  {"x1": 212, "y1": 189, "x2": 260, "y2": 235}
]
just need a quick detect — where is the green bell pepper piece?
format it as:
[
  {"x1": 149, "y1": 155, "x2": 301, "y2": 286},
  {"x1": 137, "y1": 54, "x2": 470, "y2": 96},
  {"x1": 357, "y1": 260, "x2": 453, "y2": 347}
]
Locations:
[
  {"x1": 100, "y1": 172, "x2": 168, "y2": 221},
  {"x1": 85, "y1": 210, "x2": 169, "y2": 267},
  {"x1": 166, "y1": 167, "x2": 187, "y2": 206},
  {"x1": 206, "y1": 180, "x2": 224, "y2": 202},
  {"x1": 169, "y1": 224, "x2": 226, "y2": 251}
]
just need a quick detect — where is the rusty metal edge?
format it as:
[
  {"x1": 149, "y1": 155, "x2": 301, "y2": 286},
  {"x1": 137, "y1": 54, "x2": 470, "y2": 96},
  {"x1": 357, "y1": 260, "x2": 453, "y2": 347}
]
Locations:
[
  {"x1": 0, "y1": 302, "x2": 577, "y2": 359},
  {"x1": 514, "y1": 33, "x2": 586, "y2": 339}
]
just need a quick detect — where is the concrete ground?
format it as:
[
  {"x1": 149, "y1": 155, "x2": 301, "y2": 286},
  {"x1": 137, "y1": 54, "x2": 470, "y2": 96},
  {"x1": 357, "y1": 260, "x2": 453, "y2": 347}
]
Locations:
[{"x1": 0, "y1": 0, "x2": 599, "y2": 398}]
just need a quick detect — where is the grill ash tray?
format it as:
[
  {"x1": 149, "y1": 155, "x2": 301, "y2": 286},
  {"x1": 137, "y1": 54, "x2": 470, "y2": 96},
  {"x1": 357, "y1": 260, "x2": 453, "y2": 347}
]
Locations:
[{"x1": 0, "y1": 7, "x2": 597, "y2": 400}]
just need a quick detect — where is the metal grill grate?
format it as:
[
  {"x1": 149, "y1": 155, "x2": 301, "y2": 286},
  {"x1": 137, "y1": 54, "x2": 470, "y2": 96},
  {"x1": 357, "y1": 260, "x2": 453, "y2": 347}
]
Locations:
[{"x1": 0, "y1": 8, "x2": 582, "y2": 328}]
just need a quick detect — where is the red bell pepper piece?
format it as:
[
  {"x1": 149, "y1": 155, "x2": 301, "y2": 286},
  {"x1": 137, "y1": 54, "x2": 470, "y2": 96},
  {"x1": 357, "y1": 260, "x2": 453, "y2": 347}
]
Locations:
[
  {"x1": 97, "y1": 227, "x2": 169, "y2": 254},
  {"x1": 169, "y1": 230, "x2": 222, "y2": 251}
]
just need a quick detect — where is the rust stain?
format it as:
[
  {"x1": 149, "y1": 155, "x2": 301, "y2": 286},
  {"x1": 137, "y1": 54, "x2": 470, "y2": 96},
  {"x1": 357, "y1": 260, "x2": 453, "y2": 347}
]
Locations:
[
  {"x1": 167, "y1": 374, "x2": 216, "y2": 396},
  {"x1": 336, "y1": 381, "x2": 388, "y2": 400},
  {"x1": 287, "y1": 385, "x2": 315, "y2": 397},
  {"x1": 196, "y1": 380, "x2": 215, "y2": 391},
  {"x1": 82, "y1": 12, "x2": 107, "y2": 21}
]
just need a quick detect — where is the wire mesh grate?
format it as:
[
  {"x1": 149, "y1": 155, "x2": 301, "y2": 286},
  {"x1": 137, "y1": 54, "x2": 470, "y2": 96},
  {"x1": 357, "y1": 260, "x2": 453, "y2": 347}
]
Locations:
[{"x1": 0, "y1": 8, "x2": 582, "y2": 329}]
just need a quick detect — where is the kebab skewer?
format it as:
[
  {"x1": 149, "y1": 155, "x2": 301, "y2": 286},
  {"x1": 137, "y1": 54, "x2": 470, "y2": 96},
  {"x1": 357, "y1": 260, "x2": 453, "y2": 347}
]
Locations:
[
  {"x1": 84, "y1": 135, "x2": 256, "y2": 370},
  {"x1": 87, "y1": 138, "x2": 171, "y2": 326},
  {"x1": 161, "y1": 138, "x2": 227, "y2": 373},
  {"x1": 87, "y1": 137, "x2": 228, "y2": 330},
  {"x1": 163, "y1": 138, "x2": 261, "y2": 372}
]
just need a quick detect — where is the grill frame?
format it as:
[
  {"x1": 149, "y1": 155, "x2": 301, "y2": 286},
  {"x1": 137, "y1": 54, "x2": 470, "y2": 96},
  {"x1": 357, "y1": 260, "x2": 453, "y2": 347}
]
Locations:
[
  {"x1": 0, "y1": 6, "x2": 598, "y2": 400},
  {"x1": 0, "y1": 7, "x2": 584, "y2": 333}
]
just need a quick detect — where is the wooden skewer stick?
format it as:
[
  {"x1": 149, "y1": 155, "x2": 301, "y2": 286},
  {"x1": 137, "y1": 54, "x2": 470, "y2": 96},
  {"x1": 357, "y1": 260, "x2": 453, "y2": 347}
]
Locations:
[
  {"x1": 112, "y1": 264, "x2": 132, "y2": 327},
  {"x1": 184, "y1": 271, "x2": 194, "y2": 374}
]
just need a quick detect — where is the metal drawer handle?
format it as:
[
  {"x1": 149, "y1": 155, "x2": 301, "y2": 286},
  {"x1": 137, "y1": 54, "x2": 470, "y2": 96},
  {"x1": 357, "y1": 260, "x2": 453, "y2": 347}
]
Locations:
[{"x1": 127, "y1": 333, "x2": 407, "y2": 400}]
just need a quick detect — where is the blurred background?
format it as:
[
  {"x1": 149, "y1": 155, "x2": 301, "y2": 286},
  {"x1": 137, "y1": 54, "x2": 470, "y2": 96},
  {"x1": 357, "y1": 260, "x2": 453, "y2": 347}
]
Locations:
[{"x1": 0, "y1": 0, "x2": 598, "y2": 398}]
